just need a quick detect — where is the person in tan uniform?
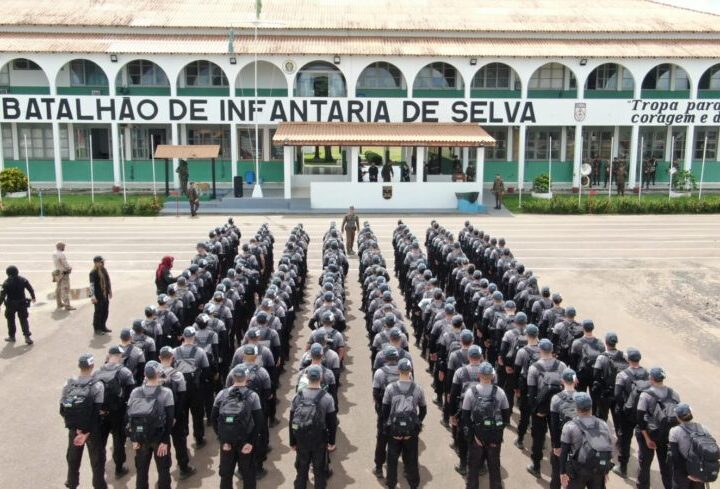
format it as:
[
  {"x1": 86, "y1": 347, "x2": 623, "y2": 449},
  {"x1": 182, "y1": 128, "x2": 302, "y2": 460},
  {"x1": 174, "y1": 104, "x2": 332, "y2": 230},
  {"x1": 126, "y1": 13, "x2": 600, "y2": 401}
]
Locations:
[
  {"x1": 341, "y1": 206, "x2": 360, "y2": 255},
  {"x1": 492, "y1": 174, "x2": 505, "y2": 210},
  {"x1": 53, "y1": 242, "x2": 75, "y2": 310}
]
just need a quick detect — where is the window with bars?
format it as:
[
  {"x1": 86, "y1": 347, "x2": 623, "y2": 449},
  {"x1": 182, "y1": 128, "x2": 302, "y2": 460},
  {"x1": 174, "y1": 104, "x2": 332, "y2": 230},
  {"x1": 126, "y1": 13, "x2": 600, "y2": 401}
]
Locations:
[
  {"x1": 485, "y1": 128, "x2": 507, "y2": 160},
  {"x1": 357, "y1": 62, "x2": 406, "y2": 90},
  {"x1": 641, "y1": 128, "x2": 666, "y2": 160},
  {"x1": 17, "y1": 124, "x2": 68, "y2": 159},
  {"x1": 187, "y1": 127, "x2": 230, "y2": 157},
  {"x1": 528, "y1": 63, "x2": 575, "y2": 90},
  {"x1": 126, "y1": 60, "x2": 169, "y2": 86},
  {"x1": 268, "y1": 128, "x2": 283, "y2": 160},
  {"x1": 694, "y1": 128, "x2": 718, "y2": 160},
  {"x1": 414, "y1": 63, "x2": 462, "y2": 90},
  {"x1": 69, "y1": 60, "x2": 108, "y2": 87},
  {"x1": 13, "y1": 59, "x2": 41, "y2": 70},
  {"x1": 131, "y1": 128, "x2": 148, "y2": 159},
  {"x1": 671, "y1": 128, "x2": 686, "y2": 161},
  {"x1": 525, "y1": 128, "x2": 562, "y2": 160},
  {"x1": 184, "y1": 61, "x2": 228, "y2": 87},
  {"x1": 699, "y1": 64, "x2": 720, "y2": 90},
  {"x1": 2, "y1": 126, "x2": 13, "y2": 157},
  {"x1": 642, "y1": 64, "x2": 690, "y2": 91},
  {"x1": 0, "y1": 65, "x2": 8, "y2": 86},
  {"x1": 471, "y1": 63, "x2": 513, "y2": 89},
  {"x1": 238, "y1": 128, "x2": 259, "y2": 160}
]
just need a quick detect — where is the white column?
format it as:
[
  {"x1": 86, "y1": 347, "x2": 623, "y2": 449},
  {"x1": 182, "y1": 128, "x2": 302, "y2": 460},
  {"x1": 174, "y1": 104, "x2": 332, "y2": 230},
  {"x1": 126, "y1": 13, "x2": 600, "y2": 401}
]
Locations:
[
  {"x1": 506, "y1": 127, "x2": 514, "y2": 161},
  {"x1": 111, "y1": 122, "x2": 121, "y2": 186},
  {"x1": 349, "y1": 145, "x2": 359, "y2": 182},
  {"x1": 283, "y1": 145, "x2": 293, "y2": 199},
  {"x1": 462, "y1": 147, "x2": 469, "y2": 172},
  {"x1": 683, "y1": 125, "x2": 694, "y2": 171},
  {"x1": 124, "y1": 126, "x2": 132, "y2": 161},
  {"x1": 612, "y1": 126, "x2": 620, "y2": 159},
  {"x1": 573, "y1": 125, "x2": 582, "y2": 188},
  {"x1": 171, "y1": 123, "x2": 180, "y2": 189},
  {"x1": 52, "y1": 121, "x2": 63, "y2": 189},
  {"x1": 0, "y1": 123, "x2": 4, "y2": 172},
  {"x1": 230, "y1": 123, "x2": 238, "y2": 179},
  {"x1": 665, "y1": 126, "x2": 673, "y2": 163},
  {"x1": 628, "y1": 125, "x2": 639, "y2": 189},
  {"x1": 560, "y1": 126, "x2": 568, "y2": 162},
  {"x1": 476, "y1": 146, "x2": 485, "y2": 202},
  {"x1": 262, "y1": 127, "x2": 271, "y2": 161},
  {"x1": 416, "y1": 146, "x2": 425, "y2": 183},
  {"x1": 11, "y1": 123, "x2": 19, "y2": 161},
  {"x1": 517, "y1": 126, "x2": 526, "y2": 190},
  {"x1": 67, "y1": 123, "x2": 76, "y2": 160}
]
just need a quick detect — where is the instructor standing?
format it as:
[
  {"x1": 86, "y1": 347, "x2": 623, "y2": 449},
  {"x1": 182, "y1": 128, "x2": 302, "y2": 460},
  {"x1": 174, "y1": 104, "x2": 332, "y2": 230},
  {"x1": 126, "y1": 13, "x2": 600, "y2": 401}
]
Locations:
[
  {"x1": 341, "y1": 206, "x2": 360, "y2": 255},
  {"x1": 0, "y1": 265, "x2": 36, "y2": 344},
  {"x1": 53, "y1": 242, "x2": 76, "y2": 310},
  {"x1": 89, "y1": 256, "x2": 112, "y2": 335}
]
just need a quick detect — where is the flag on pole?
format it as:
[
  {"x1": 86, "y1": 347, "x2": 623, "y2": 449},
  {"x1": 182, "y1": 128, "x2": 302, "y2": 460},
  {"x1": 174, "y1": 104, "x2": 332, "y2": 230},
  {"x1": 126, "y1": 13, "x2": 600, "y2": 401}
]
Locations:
[{"x1": 256, "y1": 0, "x2": 262, "y2": 19}]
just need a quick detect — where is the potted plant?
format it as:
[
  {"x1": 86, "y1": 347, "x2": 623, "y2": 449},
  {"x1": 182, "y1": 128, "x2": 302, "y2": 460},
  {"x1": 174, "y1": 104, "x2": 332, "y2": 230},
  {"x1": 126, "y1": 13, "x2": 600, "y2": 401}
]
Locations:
[
  {"x1": 531, "y1": 173, "x2": 553, "y2": 199},
  {"x1": 0, "y1": 167, "x2": 29, "y2": 198},
  {"x1": 670, "y1": 169, "x2": 696, "y2": 197}
]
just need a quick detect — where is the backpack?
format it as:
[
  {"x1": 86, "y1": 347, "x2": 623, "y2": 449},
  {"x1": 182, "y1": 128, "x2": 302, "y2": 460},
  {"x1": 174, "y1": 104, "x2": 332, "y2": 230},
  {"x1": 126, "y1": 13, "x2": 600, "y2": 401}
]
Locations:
[
  {"x1": 94, "y1": 365, "x2": 124, "y2": 412},
  {"x1": 622, "y1": 369, "x2": 651, "y2": 417},
  {"x1": 470, "y1": 385, "x2": 505, "y2": 444},
  {"x1": 647, "y1": 389, "x2": 679, "y2": 437},
  {"x1": 600, "y1": 351, "x2": 629, "y2": 395},
  {"x1": 158, "y1": 367, "x2": 181, "y2": 401},
  {"x1": 578, "y1": 339, "x2": 604, "y2": 373},
  {"x1": 557, "y1": 321, "x2": 578, "y2": 352},
  {"x1": 291, "y1": 390, "x2": 327, "y2": 445},
  {"x1": 506, "y1": 332, "x2": 528, "y2": 362},
  {"x1": 569, "y1": 418, "x2": 614, "y2": 475},
  {"x1": 244, "y1": 364, "x2": 264, "y2": 395},
  {"x1": 556, "y1": 391, "x2": 578, "y2": 428},
  {"x1": 380, "y1": 366, "x2": 400, "y2": 391},
  {"x1": 60, "y1": 378, "x2": 96, "y2": 431},
  {"x1": 217, "y1": 388, "x2": 256, "y2": 443},
  {"x1": 126, "y1": 388, "x2": 166, "y2": 443},
  {"x1": 174, "y1": 346, "x2": 201, "y2": 389},
  {"x1": 520, "y1": 345, "x2": 541, "y2": 378},
  {"x1": 683, "y1": 424, "x2": 720, "y2": 483},
  {"x1": 533, "y1": 361, "x2": 563, "y2": 415},
  {"x1": 386, "y1": 383, "x2": 420, "y2": 437}
]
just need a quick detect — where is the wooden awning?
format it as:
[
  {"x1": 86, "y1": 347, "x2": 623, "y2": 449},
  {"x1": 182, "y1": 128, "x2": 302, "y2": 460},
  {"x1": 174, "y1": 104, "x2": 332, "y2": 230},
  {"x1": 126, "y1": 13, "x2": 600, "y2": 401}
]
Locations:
[
  {"x1": 272, "y1": 122, "x2": 495, "y2": 147},
  {"x1": 154, "y1": 144, "x2": 220, "y2": 159}
]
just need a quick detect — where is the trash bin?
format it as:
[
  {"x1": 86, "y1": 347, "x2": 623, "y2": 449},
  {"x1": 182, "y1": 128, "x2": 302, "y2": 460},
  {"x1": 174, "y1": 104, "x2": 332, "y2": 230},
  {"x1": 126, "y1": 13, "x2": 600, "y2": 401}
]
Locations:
[
  {"x1": 244, "y1": 171, "x2": 256, "y2": 185},
  {"x1": 233, "y1": 176, "x2": 243, "y2": 198}
]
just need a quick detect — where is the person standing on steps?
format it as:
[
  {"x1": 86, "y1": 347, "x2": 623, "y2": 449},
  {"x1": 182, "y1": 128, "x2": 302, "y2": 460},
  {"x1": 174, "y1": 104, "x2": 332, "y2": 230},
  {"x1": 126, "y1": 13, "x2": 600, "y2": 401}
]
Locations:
[
  {"x1": 341, "y1": 206, "x2": 360, "y2": 255},
  {"x1": 89, "y1": 256, "x2": 112, "y2": 335},
  {"x1": 53, "y1": 241, "x2": 76, "y2": 310}
]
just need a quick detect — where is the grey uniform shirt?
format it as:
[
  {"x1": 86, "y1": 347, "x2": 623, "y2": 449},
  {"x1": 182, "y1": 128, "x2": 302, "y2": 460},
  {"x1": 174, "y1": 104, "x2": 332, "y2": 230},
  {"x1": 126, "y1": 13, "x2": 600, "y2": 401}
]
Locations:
[
  {"x1": 461, "y1": 382, "x2": 509, "y2": 411},
  {"x1": 195, "y1": 327, "x2": 219, "y2": 353},
  {"x1": 570, "y1": 336, "x2": 605, "y2": 358},
  {"x1": 615, "y1": 366, "x2": 648, "y2": 391},
  {"x1": 527, "y1": 358, "x2": 568, "y2": 387},
  {"x1": 594, "y1": 349, "x2": 625, "y2": 371},
  {"x1": 372, "y1": 330, "x2": 409, "y2": 351},
  {"x1": 231, "y1": 344, "x2": 275, "y2": 369},
  {"x1": 637, "y1": 386, "x2": 681, "y2": 424},
  {"x1": 383, "y1": 380, "x2": 427, "y2": 409},
  {"x1": 129, "y1": 384, "x2": 174, "y2": 409},
  {"x1": 213, "y1": 386, "x2": 262, "y2": 411},
  {"x1": 158, "y1": 364, "x2": 186, "y2": 393},
  {"x1": 373, "y1": 364, "x2": 401, "y2": 390},
  {"x1": 374, "y1": 348, "x2": 412, "y2": 371},
  {"x1": 561, "y1": 416, "x2": 613, "y2": 462},
  {"x1": 122, "y1": 343, "x2": 146, "y2": 373},
  {"x1": 515, "y1": 344, "x2": 541, "y2": 377},
  {"x1": 95, "y1": 363, "x2": 135, "y2": 395},
  {"x1": 64, "y1": 374, "x2": 104, "y2": 404},
  {"x1": 300, "y1": 348, "x2": 340, "y2": 371},
  {"x1": 297, "y1": 365, "x2": 336, "y2": 389},
  {"x1": 243, "y1": 327, "x2": 281, "y2": 349},
  {"x1": 224, "y1": 363, "x2": 272, "y2": 390},
  {"x1": 132, "y1": 333, "x2": 157, "y2": 357},
  {"x1": 448, "y1": 348, "x2": 471, "y2": 372},
  {"x1": 293, "y1": 387, "x2": 336, "y2": 415},
  {"x1": 669, "y1": 422, "x2": 708, "y2": 458},
  {"x1": 309, "y1": 327, "x2": 346, "y2": 349},
  {"x1": 172, "y1": 343, "x2": 210, "y2": 370}
]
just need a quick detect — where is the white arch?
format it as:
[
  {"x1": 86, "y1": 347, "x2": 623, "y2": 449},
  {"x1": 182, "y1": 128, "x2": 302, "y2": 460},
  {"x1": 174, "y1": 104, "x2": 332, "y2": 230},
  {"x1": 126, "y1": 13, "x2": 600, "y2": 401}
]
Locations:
[
  {"x1": 583, "y1": 62, "x2": 635, "y2": 92},
  {"x1": 355, "y1": 61, "x2": 408, "y2": 94},
  {"x1": 236, "y1": 60, "x2": 287, "y2": 94},
  {"x1": 470, "y1": 62, "x2": 522, "y2": 91},
  {"x1": 641, "y1": 63, "x2": 693, "y2": 92},
  {"x1": 176, "y1": 59, "x2": 229, "y2": 89},
  {"x1": 411, "y1": 61, "x2": 465, "y2": 91},
  {"x1": 294, "y1": 60, "x2": 348, "y2": 97}
]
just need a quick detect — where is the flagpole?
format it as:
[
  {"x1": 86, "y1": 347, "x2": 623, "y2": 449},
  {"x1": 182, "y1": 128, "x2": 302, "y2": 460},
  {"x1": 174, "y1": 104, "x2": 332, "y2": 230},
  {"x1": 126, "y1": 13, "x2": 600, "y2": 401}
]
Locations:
[
  {"x1": 668, "y1": 136, "x2": 675, "y2": 200},
  {"x1": 24, "y1": 134, "x2": 31, "y2": 203},
  {"x1": 699, "y1": 135, "x2": 707, "y2": 200},
  {"x1": 251, "y1": 2, "x2": 263, "y2": 198},
  {"x1": 608, "y1": 137, "x2": 614, "y2": 200},
  {"x1": 89, "y1": 133, "x2": 95, "y2": 204},
  {"x1": 151, "y1": 134, "x2": 157, "y2": 198},
  {"x1": 547, "y1": 136, "x2": 552, "y2": 194},
  {"x1": 638, "y1": 136, "x2": 644, "y2": 200},
  {"x1": 120, "y1": 133, "x2": 127, "y2": 204},
  {"x1": 578, "y1": 135, "x2": 583, "y2": 207}
]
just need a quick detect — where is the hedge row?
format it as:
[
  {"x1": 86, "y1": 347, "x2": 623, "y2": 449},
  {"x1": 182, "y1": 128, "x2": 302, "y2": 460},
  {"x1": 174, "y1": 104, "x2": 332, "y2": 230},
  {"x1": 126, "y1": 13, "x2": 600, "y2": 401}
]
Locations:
[
  {"x1": 0, "y1": 197, "x2": 163, "y2": 216},
  {"x1": 519, "y1": 195, "x2": 720, "y2": 214}
]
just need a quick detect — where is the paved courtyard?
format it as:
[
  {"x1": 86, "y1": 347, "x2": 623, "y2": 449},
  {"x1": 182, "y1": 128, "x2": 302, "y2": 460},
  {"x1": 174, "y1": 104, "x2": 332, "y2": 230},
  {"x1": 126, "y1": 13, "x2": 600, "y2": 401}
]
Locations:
[{"x1": 0, "y1": 213, "x2": 718, "y2": 488}]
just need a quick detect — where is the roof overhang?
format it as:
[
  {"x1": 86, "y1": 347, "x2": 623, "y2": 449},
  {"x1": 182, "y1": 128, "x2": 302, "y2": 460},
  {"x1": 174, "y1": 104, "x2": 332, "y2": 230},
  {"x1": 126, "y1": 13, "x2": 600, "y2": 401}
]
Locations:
[
  {"x1": 154, "y1": 144, "x2": 220, "y2": 159},
  {"x1": 272, "y1": 122, "x2": 495, "y2": 147}
]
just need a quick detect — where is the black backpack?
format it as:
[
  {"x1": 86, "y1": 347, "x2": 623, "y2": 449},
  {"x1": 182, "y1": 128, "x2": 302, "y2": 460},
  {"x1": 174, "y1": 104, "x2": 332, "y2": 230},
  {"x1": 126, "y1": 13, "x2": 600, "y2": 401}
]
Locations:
[
  {"x1": 126, "y1": 388, "x2": 166, "y2": 443},
  {"x1": 158, "y1": 367, "x2": 181, "y2": 401},
  {"x1": 60, "y1": 378, "x2": 96, "y2": 431},
  {"x1": 533, "y1": 361, "x2": 564, "y2": 415},
  {"x1": 386, "y1": 383, "x2": 420, "y2": 437},
  {"x1": 217, "y1": 388, "x2": 256, "y2": 443},
  {"x1": 683, "y1": 424, "x2": 720, "y2": 483},
  {"x1": 569, "y1": 418, "x2": 614, "y2": 475},
  {"x1": 174, "y1": 346, "x2": 201, "y2": 389},
  {"x1": 470, "y1": 385, "x2": 505, "y2": 444},
  {"x1": 555, "y1": 391, "x2": 578, "y2": 428},
  {"x1": 622, "y1": 369, "x2": 651, "y2": 417},
  {"x1": 600, "y1": 351, "x2": 629, "y2": 395},
  {"x1": 647, "y1": 389, "x2": 680, "y2": 438},
  {"x1": 291, "y1": 391, "x2": 327, "y2": 446},
  {"x1": 578, "y1": 338, "x2": 604, "y2": 374},
  {"x1": 520, "y1": 345, "x2": 541, "y2": 378},
  {"x1": 506, "y1": 332, "x2": 528, "y2": 363},
  {"x1": 94, "y1": 365, "x2": 125, "y2": 412}
]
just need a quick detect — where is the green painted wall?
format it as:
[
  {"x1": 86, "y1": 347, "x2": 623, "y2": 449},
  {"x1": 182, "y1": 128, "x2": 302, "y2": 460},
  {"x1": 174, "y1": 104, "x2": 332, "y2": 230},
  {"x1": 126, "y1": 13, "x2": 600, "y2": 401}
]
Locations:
[
  {"x1": 470, "y1": 89, "x2": 520, "y2": 98},
  {"x1": 235, "y1": 88, "x2": 289, "y2": 97},
  {"x1": 356, "y1": 88, "x2": 407, "y2": 98},
  {"x1": 412, "y1": 89, "x2": 465, "y2": 98},
  {"x1": 116, "y1": 87, "x2": 171, "y2": 96},
  {"x1": 177, "y1": 87, "x2": 229, "y2": 97},
  {"x1": 698, "y1": 90, "x2": 720, "y2": 99},
  {"x1": 640, "y1": 90, "x2": 690, "y2": 99},
  {"x1": 527, "y1": 89, "x2": 578, "y2": 99},
  {"x1": 123, "y1": 160, "x2": 169, "y2": 183},
  {"x1": 184, "y1": 159, "x2": 233, "y2": 182},
  {"x1": 57, "y1": 86, "x2": 109, "y2": 95},
  {"x1": 4, "y1": 159, "x2": 56, "y2": 181},
  {"x1": 2, "y1": 86, "x2": 50, "y2": 95},
  {"x1": 690, "y1": 160, "x2": 720, "y2": 182},
  {"x1": 585, "y1": 90, "x2": 634, "y2": 99},
  {"x1": 479, "y1": 161, "x2": 573, "y2": 183},
  {"x1": 62, "y1": 160, "x2": 114, "y2": 182},
  {"x1": 237, "y1": 161, "x2": 284, "y2": 183}
]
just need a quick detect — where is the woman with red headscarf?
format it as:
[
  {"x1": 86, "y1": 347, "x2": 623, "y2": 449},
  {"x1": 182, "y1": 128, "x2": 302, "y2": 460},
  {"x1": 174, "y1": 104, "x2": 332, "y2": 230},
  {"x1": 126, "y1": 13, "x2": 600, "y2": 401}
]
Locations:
[{"x1": 155, "y1": 256, "x2": 176, "y2": 294}]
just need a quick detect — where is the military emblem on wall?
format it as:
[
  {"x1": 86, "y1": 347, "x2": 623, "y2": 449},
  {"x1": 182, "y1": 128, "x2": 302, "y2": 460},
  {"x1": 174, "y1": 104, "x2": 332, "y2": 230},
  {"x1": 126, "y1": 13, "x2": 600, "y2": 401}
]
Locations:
[
  {"x1": 382, "y1": 186, "x2": 393, "y2": 200},
  {"x1": 574, "y1": 102, "x2": 587, "y2": 122}
]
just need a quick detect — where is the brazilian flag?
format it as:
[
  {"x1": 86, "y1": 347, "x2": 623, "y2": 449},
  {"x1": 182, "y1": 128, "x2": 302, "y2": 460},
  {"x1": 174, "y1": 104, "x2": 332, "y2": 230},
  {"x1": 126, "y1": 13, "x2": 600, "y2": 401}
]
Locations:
[{"x1": 255, "y1": 0, "x2": 262, "y2": 19}]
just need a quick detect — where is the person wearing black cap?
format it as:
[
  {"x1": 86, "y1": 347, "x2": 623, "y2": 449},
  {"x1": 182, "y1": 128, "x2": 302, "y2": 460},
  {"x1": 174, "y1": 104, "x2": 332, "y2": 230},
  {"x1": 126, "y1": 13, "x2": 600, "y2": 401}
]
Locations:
[
  {"x1": 119, "y1": 328, "x2": 146, "y2": 384},
  {"x1": 514, "y1": 323, "x2": 541, "y2": 449},
  {"x1": 0, "y1": 265, "x2": 36, "y2": 344},
  {"x1": 498, "y1": 310, "x2": 528, "y2": 412},
  {"x1": 290, "y1": 365, "x2": 337, "y2": 489},
  {"x1": 549, "y1": 368, "x2": 578, "y2": 489},
  {"x1": 173, "y1": 327, "x2": 210, "y2": 448},
  {"x1": 60, "y1": 353, "x2": 107, "y2": 489},
  {"x1": 132, "y1": 319, "x2": 158, "y2": 362},
  {"x1": 212, "y1": 365, "x2": 264, "y2": 489},
  {"x1": 89, "y1": 256, "x2": 112, "y2": 335},
  {"x1": 299, "y1": 343, "x2": 338, "y2": 407},
  {"x1": 558, "y1": 392, "x2": 614, "y2": 489},
  {"x1": 96, "y1": 346, "x2": 135, "y2": 478},
  {"x1": 245, "y1": 311, "x2": 282, "y2": 366},
  {"x1": 668, "y1": 403, "x2": 716, "y2": 489},
  {"x1": 569, "y1": 319, "x2": 605, "y2": 393},
  {"x1": 157, "y1": 346, "x2": 196, "y2": 480},
  {"x1": 383, "y1": 358, "x2": 427, "y2": 489},
  {"x1": 373, "y1": 327, "x2": 411, "y2": 371},
  {"x1": 373, "y1": 346, "x2": 401, "y2": 478},
  {"x1": 540, "y1": 293, "x2": 564, "y2": 339},
  {"x1": 592, "y1": 331, "x2": 627, "y2": 423},
  {"x1": 613, "y1": 347, "x2": 648, "y2": 478},
  {"x1": 449, "y1": 344, "x2": 484, "y2": 476},
  {"x1": 636, "y1": 367, "x2": 681, "y2": 489},
  {"x1": 127, "y1": 361, "x2": 175, "y2": 489},
  {"x1": 462, "y1": 361, "x2": 510, "y2": 489},
  {"x1": 550, "y1": 306, "x2": 581, "y2": 364}
]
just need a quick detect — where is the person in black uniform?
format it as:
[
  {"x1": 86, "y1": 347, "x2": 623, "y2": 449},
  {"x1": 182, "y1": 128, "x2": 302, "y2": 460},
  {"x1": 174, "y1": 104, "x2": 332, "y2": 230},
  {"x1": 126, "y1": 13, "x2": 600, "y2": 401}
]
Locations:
[
  {"x1": 89, "y1": 256, "x2": 112, "y2": 335},
  {"x1": 0, "y1": 265, "x2": 36, "y2": 344}
]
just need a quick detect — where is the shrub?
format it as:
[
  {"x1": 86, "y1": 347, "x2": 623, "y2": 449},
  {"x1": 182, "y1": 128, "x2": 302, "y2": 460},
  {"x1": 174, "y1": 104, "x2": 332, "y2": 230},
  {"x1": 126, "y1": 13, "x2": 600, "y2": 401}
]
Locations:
[
  {"x1": 0, "y1": 195, "x2": 164, "y2": 216},
  {"x1": 532, "y1": 173, "x2": 549, "y2": 193},
  {"x1": 364, "y1": 151, "x2": 383, "y2": 165},
  {"x1": 0, "y1": 168, "x2": 29, "y2": 193},
  {"x1": 671, "y1": 170, "x2": 697, "y2": 191},
  {"x1": 517, "y1": 194, "x2": 720, "y2": 215}
]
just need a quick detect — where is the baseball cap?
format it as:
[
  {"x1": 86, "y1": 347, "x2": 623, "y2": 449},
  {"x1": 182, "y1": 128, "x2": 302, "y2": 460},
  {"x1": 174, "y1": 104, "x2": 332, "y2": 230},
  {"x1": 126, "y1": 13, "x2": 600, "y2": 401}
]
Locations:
[
  {"x1": 78, "y1": 353, "x2": 95, "y2": 368},
  {"x1": 514, "y1": 312, "x2": 527, "y2": 324},
  {"x1": 444, "y1": 304, "x2": 456, "y2": 314},
  {"x1": 306, "y1": 365, "x2": 322, "y2": 382},
  {"x1": 182, "y1": 326, "x2": 196, "y2": 338},
  {"x1": 120, "y1": 328, "x2": 132, "y2": 341},
  {"x1": 460, "y1": 329, "x2": 474, "y2": 343},
  {"x1": 674, "y1": 403, "x2": 692, "y2": 418},
  {"x1": 384, "y1": 314, "x2": 396, "y2": 326},
  {"x1": 242, "y1": 344, "x2": 258, "y2": 356},
  {"x1": 310, "y1": 343, "x2": 324, "y2": 357},
  {"x1": 231, "y1": 365, "x2": 248, "y2": 379},
  {"x1": 159, "y1": 346, "x2": 173, "y2": 358},
  {"x1": 132, "y1": 320, "x2": 144, "y2": 332},
  {"x1": 384, "y1": 346, "x2": 399, "y2": 360},
  {"x1": 504, "y1": 300, "x2": 516, "y2": 310},
  {"x1": 256, "y1": 311, "x2": 269, "y2": 324},
  {"x1": 539, "y1": 338, "x2": 554, "y2": 352},
  {"x1": 562, "y1": 368, "x2": 577, "y2": 383},
  {"x1": 468, "y1": 345, "x2": 483, "y2": 359},
  {"x1": 389, "y1": 328, "x2": 402, "y2": 340},
  {"x1": 479, "y1": 362, "x2": 494, "y2": 376},
  {"x1": 649, "y1": 367, "x2": 666, "y2": 381},
  {"x1": 93, "y1": 256, "x2": 104, "y2": 263},
  {"x1": 626, "y1": 348, "x2": 641, "y2": 362},
  {"x1": 574, "y1": 392, "x2": 592, "y2": 410},
  {"x1": 108, "y1": 345, "x2": 123, "y2": 355},
  {"x1": 582, "y1": 319, "x2": 595, "y2": 331},
  {"x1": 398, "y1": 359, "x2": 412, "y2": 372},
  {"x1": 565, "y1": 306, "x2": 576, "y2": 317},
  {"x1": 605, "y1": 332, "x2": 618, "y2": 346},
  {"x1": 492, "y1": 291, "x2": 503, "y2": 301},
  {"x1": 144, "y1": 361, "x2": 160, "y2": 378},
  {"x1": 552, "y1": 293, "x2": 562, "y2": 302},
  {"x1": 246, "y1": 328, "x2": 260, "y2": 340},
  {"x1": 451, "y1": 315, "x2": 464, "y2": 326},
  {"x1": 525, "y1": 324, "x2": 539, "y2": 337}
]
